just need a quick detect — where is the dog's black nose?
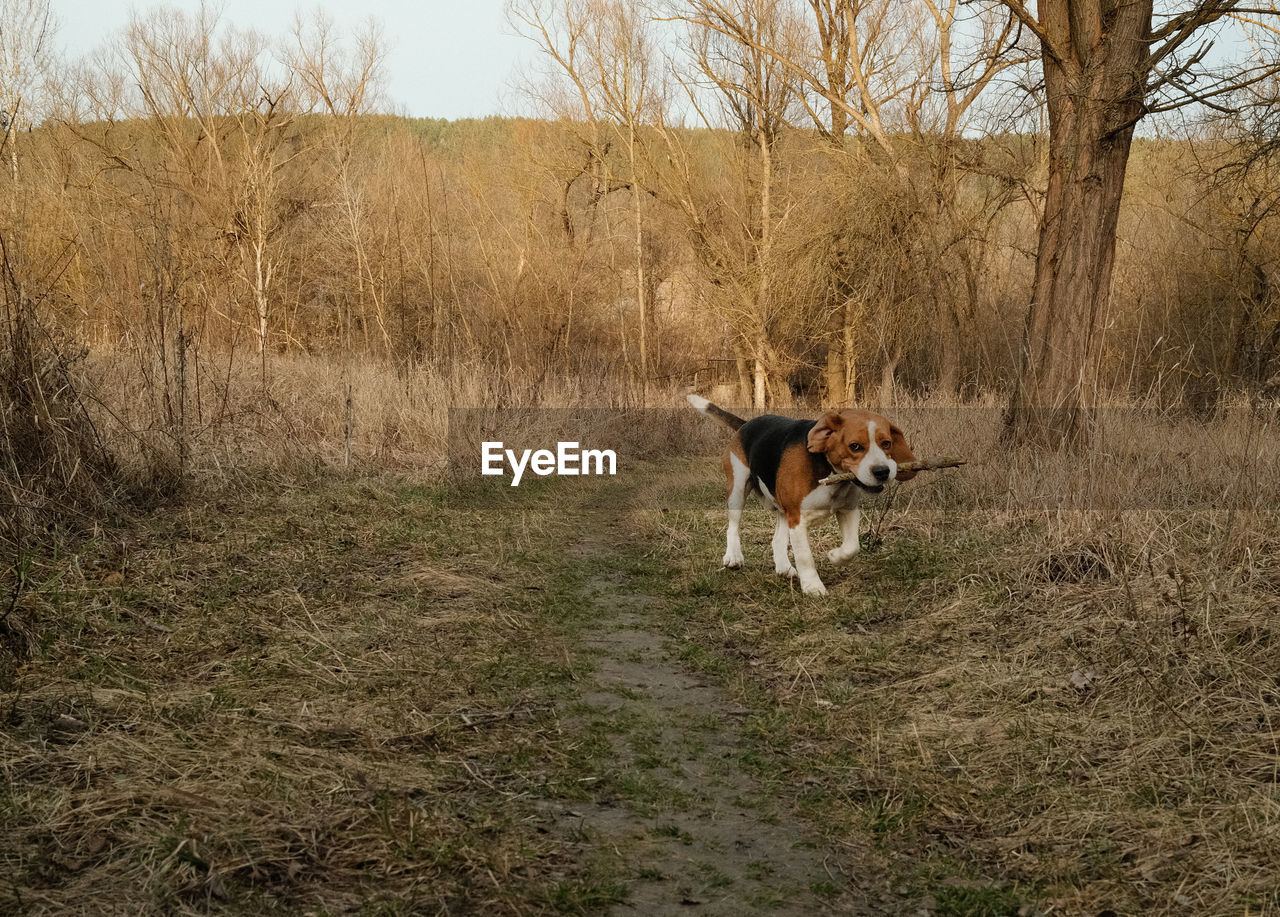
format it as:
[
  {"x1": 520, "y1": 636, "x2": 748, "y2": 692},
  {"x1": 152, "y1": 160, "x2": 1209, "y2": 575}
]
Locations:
[{"x1": 872, "y1": 464, "x2": 890, "y2": 482}]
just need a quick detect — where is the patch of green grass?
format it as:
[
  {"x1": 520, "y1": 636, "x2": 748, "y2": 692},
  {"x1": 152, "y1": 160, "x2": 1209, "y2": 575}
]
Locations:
[
  {"x1": 746, "y1": 887, "x2": 792, "y2": 908},
  {"x1": 932, "y1": 883, "x2": 1027, "y2": 917},
  {"x1": 686, "y1": 572, "x2": 721, "y2": 597},
  {"x1": 614, "y1": 771, "x2": 690, "y2": 813},
  {"x1": 533, "y1": 877, "x2": 630, "y2": 913},
  {"x1": 810, "y1": 878, "x2": 842, "y2": 898},
  {"x1": 743, "y1": 708, "x2": 795, "y2": 753},
  {"x1": 673, "y1": 638, "x2": 733, "y2": 678},
  {"x1": 866, "y1": 790, "x2": 928, "y2": 838},
  {"x1": 652, "y1": 823, "x2": 694, "y2": 844},
  {"x1": 696, "y1": 861, "x2": 734, "y2": 889},
  {"x1": 736, "y1": 745, "x2": 787, "y2": 782}
]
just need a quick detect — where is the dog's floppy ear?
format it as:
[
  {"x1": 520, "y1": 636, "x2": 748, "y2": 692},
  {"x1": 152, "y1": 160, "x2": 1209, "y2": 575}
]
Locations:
[
  {"x1": 888, "y1": 423, "x2": 918, "y2": 480},
  {"x1": 807, "y1": 411, "x2": 844, "y2": 453}
]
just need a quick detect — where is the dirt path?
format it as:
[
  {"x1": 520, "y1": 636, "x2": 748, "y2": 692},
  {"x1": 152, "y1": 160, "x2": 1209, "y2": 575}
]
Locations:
[
  {"x1": 534, "y1": 506, "x2": 871, "y2": 915},
  {"x1": 3, "y1": 473, "x2": 896, "y2": 914}
]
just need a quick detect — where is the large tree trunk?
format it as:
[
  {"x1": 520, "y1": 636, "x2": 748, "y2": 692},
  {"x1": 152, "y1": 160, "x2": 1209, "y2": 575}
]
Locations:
[
  {"x1": 842, "y1": 297, "x2": 858, "y2": 403},
  {"x1": 825, "y1": 298, "x2": 860, "y2": 405},
  {"x1": 756, "y1": 128, "x2": 773, "y2": 410},
  {"x1": 824, "y1": 303, "x2": 846, "y2": 404},
  {"x1": 878, "y1": 352, "x2": 899, "y2": 408},
  {"x1": 935, "y1": 299, "x2": 962, "y2": 397},
  {"x1": 1004, "y1": 0, "x2": 1152, "y2": 447},
  {"x1": 824, "y1": 339, "x2": 845, "y2": 405},
  {"x1": 733, "y1": 341, "x2": 753, "y2": 405},
  {"x1": 629, "y1": 124, "x2": 648, "y2": 407}
]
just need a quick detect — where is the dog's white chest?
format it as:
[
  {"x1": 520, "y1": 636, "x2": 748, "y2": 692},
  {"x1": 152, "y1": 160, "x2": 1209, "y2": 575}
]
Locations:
[{"x1": 801, "y1": 482, "x2": 861, "y2": 513}]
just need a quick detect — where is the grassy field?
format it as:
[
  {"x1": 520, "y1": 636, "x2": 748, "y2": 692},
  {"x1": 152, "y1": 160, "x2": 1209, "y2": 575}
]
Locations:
[
  {"x1": 2, "y1": 442, "x2": 1279, "y2": 914},
  {"x1": 640, "y1": 466, "x2": 1280, "y2": 916}
]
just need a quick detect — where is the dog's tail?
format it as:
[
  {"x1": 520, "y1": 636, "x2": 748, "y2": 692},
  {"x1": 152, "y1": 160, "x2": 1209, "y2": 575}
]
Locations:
[{"x1": 686, "y1": 394, "x2": 747, "y2": 431}]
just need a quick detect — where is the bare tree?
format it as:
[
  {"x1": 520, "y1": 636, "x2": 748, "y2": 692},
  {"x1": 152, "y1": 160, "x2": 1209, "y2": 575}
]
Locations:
[
  {"x1": 122, "y1": 7, "x2": 318, "y2": 373},
  {"x1": 910, "y1": 0, "x2": 1033, "y2": 394},
  {"x1": 791, "y1": 0, "x2": 919, "y2": 402},
  {"x1": 287, "y1": 11, "x2": 385, "y2": 119},
  {"x1": 1198, "y1": 71, "x2": 1280, "y2": 406},
  {"x1": 995, "y1": 0, "x2": 1280, "y2": 445},
  {"x1": 287, "y1": 11, "x2": 387, "y2": 355},
  {"x1": 0, "y1": 0, "x2": 54, "y2": 183},
  {"x1": 509, "y1": 0, "x2": 667, "y2": 401},
  {"x1": 590, "y1": 1, "x2": 665, "y2": 402},
  {"x1": 677, "y1": 0, "x2": 803, "y2": 406},
  {"x1": 671, "y1": 0, "x2": 1034, "y2": 401}
]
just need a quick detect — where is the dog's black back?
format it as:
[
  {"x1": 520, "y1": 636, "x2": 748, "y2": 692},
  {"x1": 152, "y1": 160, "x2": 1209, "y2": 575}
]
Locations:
[{"x1": 738, "y1": 414, "x2": 827, "y2": 496}]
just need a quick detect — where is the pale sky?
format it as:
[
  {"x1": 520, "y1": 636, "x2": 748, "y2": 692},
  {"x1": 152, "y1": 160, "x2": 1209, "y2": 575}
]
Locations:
[{"x1": 52, "y1": 0, "x2": 531, "y2": 120}]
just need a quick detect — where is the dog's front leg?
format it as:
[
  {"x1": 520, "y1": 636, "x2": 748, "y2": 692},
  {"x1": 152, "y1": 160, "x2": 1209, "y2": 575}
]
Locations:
[
  {"x1": 827, "y1": 507, "x2": 862, "y2": 564},
  {"x1": 787, "y1": 515, "x2": 826, "y2": 596}
]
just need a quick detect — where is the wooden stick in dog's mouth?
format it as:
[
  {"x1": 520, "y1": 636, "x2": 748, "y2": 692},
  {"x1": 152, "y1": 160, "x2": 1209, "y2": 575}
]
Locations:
[{"x1": 819, "y1": 457, "x2": 967, "y2": 486}]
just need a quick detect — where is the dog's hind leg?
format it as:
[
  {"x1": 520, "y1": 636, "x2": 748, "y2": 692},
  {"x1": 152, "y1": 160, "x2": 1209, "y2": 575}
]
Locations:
[
  {"x1": 772, "y1": 512, "x2": 796, "y2": 577},
  {"x1": 723, "y1": 450, "x2": 749, "y2": 569}
]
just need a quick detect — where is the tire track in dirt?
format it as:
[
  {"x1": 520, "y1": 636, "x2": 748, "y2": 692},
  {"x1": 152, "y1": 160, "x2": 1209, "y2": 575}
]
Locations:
[{"x1": 534, "y1": 493, "x2": 876, "y2": 915}]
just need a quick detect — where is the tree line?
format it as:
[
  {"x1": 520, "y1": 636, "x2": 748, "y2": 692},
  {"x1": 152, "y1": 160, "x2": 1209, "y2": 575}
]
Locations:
[{"x1": 2, "y1": 0, "x2": 1280, "y2": 455}]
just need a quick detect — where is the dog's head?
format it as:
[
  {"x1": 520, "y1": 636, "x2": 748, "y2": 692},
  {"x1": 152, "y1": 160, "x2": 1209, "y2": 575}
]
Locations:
[{"x1": 807, "y1": 410, "x2": 916, "y2": 492}]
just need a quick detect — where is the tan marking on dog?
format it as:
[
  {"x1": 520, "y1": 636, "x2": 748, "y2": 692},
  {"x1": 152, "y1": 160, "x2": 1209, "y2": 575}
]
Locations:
[
  {"x1": 808, "y1": 409, "x2": 916, "y2": 479},
  {"x1": 774, "y1": 442, "x2": 825, "y2": 527},
  {"x1": 722, "y1": 435, "x2": 752, "y2": 496},
  {"x1": 885, "y1": 420, "x2": 917, "y2": 480}
]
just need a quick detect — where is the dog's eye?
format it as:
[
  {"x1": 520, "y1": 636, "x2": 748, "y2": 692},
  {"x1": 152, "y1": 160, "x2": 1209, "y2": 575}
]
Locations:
[
  {"x1": 881, "y1": 441, "x2": 891, "y2": 449},
  {"x1": 850, "y1": 444, "x2": 864, "y2": 452}
]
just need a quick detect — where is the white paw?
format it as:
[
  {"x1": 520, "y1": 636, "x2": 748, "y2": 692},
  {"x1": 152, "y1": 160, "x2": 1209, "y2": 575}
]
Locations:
[
  {"x1": 775, "y1": 564, "x2": 798, "y2": 577},
  {"x1": 723, "y1": 549, "x2": 744, "y2": 569},
  {"x1": 801, "y1": 579, "x2": 828, "y2": 597},
  {"x1": 827, "y1": 545, "x2": 859, "y2": 564}
]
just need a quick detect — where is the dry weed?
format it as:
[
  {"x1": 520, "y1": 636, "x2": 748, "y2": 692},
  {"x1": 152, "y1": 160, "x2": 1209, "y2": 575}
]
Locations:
[{"x1": 647, "y1": 402, "x2": 1280, "y2": 915}]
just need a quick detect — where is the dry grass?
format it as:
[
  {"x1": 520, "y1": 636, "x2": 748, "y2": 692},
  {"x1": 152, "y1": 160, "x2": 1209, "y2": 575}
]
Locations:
[
  {"x1": 1, "y1": 474, "x2": 629, "y2": 914},
  {"x1": 0, "y1": 342, "x2": 629, "y2": 670},
  {"x1": 83, "y1": 349, "x2": 641, "y2": 477},
  {"x1": 7, "y1": 349, "x2": 1280, "y2": 913},
  {"x1": 1, "y1": 312, "x2": 118, "y2": 558},
  {"x1": 641, "y1": 402, "x2": 1280, "y2": 915}
]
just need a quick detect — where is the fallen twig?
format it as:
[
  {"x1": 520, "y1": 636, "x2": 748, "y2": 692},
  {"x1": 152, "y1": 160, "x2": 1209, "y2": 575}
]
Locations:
[{"x1": 819, "y1": 457, "x2": 966, "y2": 486}]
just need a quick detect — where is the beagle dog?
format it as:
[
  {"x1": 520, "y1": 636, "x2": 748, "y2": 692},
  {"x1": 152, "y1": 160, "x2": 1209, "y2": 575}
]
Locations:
[{"x1": 687, "y1": 395, "x2": 917, "y2": 596}]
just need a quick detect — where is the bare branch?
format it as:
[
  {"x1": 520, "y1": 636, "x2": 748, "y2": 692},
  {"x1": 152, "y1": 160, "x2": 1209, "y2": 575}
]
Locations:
[{"x1": 987, "y1": 0, "x2": 1066, "y2": 64}]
